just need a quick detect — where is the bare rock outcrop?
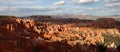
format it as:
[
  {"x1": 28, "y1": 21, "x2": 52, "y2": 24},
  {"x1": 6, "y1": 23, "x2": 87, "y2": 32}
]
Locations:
[{"x1": 0, "y1": 16, "x2": 120, "y2": 52}]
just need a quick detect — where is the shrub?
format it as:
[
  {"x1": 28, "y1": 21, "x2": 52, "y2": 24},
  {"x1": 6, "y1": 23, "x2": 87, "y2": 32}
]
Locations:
[
  {"x1": 103, "y1": 34, "x2": 120, "y2": 46},
  {"x1": 0, "y1": 15, "x2": 8, "y2": 18}
]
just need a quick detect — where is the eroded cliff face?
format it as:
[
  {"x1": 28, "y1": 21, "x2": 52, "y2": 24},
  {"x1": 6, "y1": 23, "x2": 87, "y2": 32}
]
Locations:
[{"x1": 0, "y1": 16, "x2": 120, "y2": 52}]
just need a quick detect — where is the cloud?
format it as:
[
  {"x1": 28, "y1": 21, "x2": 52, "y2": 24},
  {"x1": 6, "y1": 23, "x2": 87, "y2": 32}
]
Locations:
[
  {"x1": 0, "y1": 6, "x2": 62, "y2": 16},
  {"x1": 72, "y1": 0, "x2": 99, "y2": 4},
  {"x1": 105, "y1": 2, "x2": 120, "y2": 7},
  {"x1": 0, "y1": 0, "x2": 34, "y2": 2},
  {"x1": 53, "y1": 0, "x2": 65, "y2": 6},
  {"x1": 105, "y1": 0, "x2": 120, "y2": 2},
  {"x1": 105, "y1": 0, "x2": 120, "y2": 7},
  {"x1": 0, "y1": 0, "x2": 19, "y2": 1},
  {"x1": 0, "y1": 0, "x2": 37, "y2": 5},
  {"x1": 0, "y1": 0, "x2": 119, "y2": 16}
]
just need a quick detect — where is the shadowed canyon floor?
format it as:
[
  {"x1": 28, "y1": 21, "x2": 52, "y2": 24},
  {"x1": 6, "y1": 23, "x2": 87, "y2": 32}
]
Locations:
[{"x1": 0, "y1": 16, "x2": 120, "y2": 52}]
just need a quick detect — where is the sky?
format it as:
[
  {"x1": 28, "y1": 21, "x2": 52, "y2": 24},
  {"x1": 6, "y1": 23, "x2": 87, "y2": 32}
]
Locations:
[{"x1": 0, "y1": 0, "x2": 120, "y2": 16}]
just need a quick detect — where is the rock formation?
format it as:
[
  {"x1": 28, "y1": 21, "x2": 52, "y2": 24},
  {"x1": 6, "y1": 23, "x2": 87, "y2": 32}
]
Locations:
[{"x1": 0, "y1": 16, "x2": 120, "y2": 52}]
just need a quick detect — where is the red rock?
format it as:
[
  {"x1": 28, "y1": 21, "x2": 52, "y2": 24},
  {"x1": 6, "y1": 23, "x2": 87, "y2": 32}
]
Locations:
[
  {"x1": 106, "y1": 48, "x2": 119, "y2": 52},
  {"x1": 0, "y1": 16, "x2": 119, "y2": 52}
]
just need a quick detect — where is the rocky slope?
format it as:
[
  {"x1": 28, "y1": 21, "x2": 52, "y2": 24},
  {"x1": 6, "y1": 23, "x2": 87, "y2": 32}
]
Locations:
[{"x1": 0, "y1": 16, "x2": 120, "y2": 52}]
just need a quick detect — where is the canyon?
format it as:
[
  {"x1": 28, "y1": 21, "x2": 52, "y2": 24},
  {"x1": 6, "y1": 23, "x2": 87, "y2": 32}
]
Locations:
[{"x1": 0, "y1": 15, "x2": 120, "y2": 52}]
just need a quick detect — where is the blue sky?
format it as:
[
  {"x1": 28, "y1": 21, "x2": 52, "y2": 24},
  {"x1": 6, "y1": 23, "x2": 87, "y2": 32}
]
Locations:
[{"x1": 0, "y1": 0, "x2": 120, "y2": 16}]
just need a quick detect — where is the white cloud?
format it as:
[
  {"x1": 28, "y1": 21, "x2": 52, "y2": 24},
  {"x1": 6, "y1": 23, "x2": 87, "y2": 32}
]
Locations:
[
  {"x1": 105, "y1": 0, "x2": 120, "y2": 2},
  {"x1": 0, "y1": 0, "x2": 39, "y2": 5},
  {"x1": 53, "y1": 0, "x2": 65, "y2": 6},
  {"x1": 0, "y1": 0, "x2": 34, "y2": 2},
  {"x1": 105, "y1": 2, "x2": 120, "y2": 7},
  {"x1": 105, "y1": 0, "x2": 120, "y2": 7},
  {"x1": 0, "y1": 6, "x2": 62, "y2": 16},
  {"x1": 72, "y1": 0, "x2": 99, "y2": 3}
]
